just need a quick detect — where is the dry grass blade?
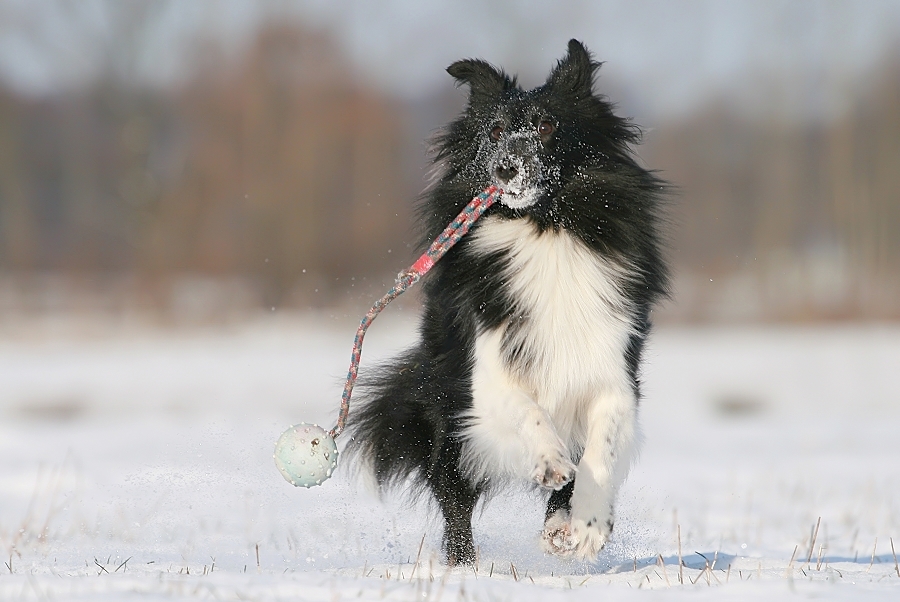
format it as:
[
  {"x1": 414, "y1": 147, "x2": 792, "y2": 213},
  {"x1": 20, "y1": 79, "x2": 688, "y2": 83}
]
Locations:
[
  {"x1": 891, "y1": 537, "x2": 899, "y2": 578},
  {"x1": 94, "y1": 559, "x2": 109, "y2": 575},
  {"x1": 783, "y1": 544, "x2": 799, "y2": 578},
  {"x1": 805, "y1": 517, "x2": 821, "y2": 567},
  {"x1": 10, "y1": 458, "x2": 72, "y2": 555},
  {"x1": 114, "y1": 557, "x2": 131, "y2": 573},
  {"x1": 867, "y1": 537, "x2": 878, "y2": 573},
  {"x1": 657, "y1": 554, "x2": 670, "y2": 586},
  {"x1": 689, "y1": 566, "x2": 704, "y2": 584},
  {"x1": 410, "y1": 534, "x2": 425, "y2": 580},
  {"x1": 694, "y1": 552, "x2": 710, "y2": 585},
  {"x1": 677, "y1": 524, "x2": 684, "y2": 585},
  {"x1": 709, "y1": 551, "x2": 721, "y2": 584}
]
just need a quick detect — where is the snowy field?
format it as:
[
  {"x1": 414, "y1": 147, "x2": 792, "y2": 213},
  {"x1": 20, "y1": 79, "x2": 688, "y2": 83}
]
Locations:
[{"x1": 1, "y1": 312, "x2": 899, "y2": 600}]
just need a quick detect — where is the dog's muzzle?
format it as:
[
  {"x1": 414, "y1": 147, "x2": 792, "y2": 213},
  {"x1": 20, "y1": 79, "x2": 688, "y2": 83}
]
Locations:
[{"x1": 492, "y1": 155, "x2": 543, "y2": 209}]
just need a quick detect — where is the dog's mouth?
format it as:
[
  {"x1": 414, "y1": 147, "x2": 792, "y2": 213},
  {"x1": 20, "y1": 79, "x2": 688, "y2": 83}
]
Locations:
[{"x1": 497, "y1": 186, "x2": 541, "y2": 209}]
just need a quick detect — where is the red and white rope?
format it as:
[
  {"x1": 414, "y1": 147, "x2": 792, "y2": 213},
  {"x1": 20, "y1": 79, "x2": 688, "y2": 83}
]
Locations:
[{"x1": 329, "y1": 185, "x2": 502, "y2": 438}]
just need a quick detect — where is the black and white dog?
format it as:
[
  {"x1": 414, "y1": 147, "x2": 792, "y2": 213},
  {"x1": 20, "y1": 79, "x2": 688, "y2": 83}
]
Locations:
[{"x1": 348, "y1": 40, "x2": 668, "y2": 565}]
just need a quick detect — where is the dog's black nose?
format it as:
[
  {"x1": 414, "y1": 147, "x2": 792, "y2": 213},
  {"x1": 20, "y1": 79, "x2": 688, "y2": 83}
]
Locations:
[{"x1": 495, "y1": 163, "x2": 518, "y2": 183}]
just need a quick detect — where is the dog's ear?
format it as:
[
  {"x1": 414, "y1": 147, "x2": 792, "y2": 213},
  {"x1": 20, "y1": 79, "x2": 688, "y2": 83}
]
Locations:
[
  {"x1": 447, "y1": 59, "x2": 513, "y2": 102},
  {"x1": 546, "y1": 39, "x2": 600, "y2": 98}
]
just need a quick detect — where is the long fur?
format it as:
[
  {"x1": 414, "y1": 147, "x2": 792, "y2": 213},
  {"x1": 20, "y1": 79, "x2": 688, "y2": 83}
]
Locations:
[{"x1": 347, "y1": 39, "x2": 669, "y2": 565}]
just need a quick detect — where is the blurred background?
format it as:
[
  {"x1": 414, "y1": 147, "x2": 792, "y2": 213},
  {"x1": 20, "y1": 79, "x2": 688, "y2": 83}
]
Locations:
[
  {"x1": 0, "y1": 0, "x2": 898, "y2": 325},
  {"x1": 2, "y1": 3, "x2": 900, "y2": 581}
]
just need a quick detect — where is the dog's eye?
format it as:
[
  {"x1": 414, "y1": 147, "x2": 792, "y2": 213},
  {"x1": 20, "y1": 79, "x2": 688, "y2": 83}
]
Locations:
[
  {"x1": 538, "y1": 121, "x2": 555, "y2": 136},
  {"x1": 490, "y1": 126, "x2": 503, "y2": 141}
]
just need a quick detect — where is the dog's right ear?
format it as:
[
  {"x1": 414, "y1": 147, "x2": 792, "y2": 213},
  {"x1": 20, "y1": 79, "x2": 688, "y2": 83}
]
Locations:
[{"x1": 447, "y1": 59, "x2": 513, "y2": 102}]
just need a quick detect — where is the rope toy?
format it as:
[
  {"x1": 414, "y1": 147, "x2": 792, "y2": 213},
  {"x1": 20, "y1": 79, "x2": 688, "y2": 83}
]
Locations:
[{"x1": 275, "y1": 185, "x2": 502, "y2": 487}]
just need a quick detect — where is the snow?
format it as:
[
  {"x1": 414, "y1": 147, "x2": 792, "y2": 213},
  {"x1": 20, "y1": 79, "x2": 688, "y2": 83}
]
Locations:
[{"x1": 1, "y1": 314, "x2": 900, "y2": 600}]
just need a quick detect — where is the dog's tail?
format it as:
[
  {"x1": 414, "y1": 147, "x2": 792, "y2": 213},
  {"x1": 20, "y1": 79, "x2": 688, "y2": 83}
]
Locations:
[{"x1": 344, "y1": 347, "x2": 464, "y2": 494}]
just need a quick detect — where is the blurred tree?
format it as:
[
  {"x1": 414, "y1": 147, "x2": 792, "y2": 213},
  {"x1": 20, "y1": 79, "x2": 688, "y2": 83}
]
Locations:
[
  {"x1": 0, "y1": 0, "x2": 175, "y2": 272},
  {"x1": 140, "y1": 24, "x2": 409, "y2": 306},
  {"x1": 0, "y1": 90, "x2": 35, "y2": 268},
  {"x1": 644, "y1": 51, "x2": 900, "y2": 320},
  {"x1": 0, "y1": 5, "x2": 411, "y2": 310}
]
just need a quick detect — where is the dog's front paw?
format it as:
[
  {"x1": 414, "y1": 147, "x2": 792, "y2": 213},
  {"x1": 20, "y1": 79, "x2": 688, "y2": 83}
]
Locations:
[
  {"x1": 540, "y1": 510, "x2": 611, "y2": 560},
  {"x1": 568, "y1": 517, "x2": 610, "y2": 560},
  {"x1": 531, "y1": 452, "x2": 576, "y2": 490}
]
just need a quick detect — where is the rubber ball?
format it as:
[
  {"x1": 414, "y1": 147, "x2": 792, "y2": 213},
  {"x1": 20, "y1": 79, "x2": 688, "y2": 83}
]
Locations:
[{"x1": 273, "y1": 423, "x2": 338, "y2": 487}]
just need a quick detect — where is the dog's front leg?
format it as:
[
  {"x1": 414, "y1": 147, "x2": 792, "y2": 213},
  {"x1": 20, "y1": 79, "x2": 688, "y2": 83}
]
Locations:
[
  {"x1": 463, "y1": 386, "x2": 576, "y2": 488},
  {"x1": 464, "y1": 330, "x2": 576, "y2": 487},
  {"x1": 542, "y1": 387, "x2": 637, "y2": 560}
]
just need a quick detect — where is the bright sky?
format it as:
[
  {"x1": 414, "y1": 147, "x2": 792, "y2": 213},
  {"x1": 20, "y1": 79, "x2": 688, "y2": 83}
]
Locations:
[{"x1": 0, "y1": 0, "x2": 898, "y2": 120}]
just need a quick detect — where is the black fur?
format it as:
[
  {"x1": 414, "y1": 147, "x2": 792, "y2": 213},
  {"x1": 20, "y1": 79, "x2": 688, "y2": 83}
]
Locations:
[{"x1": 347, "y1": 40, "x2": 668, "y2": 565}]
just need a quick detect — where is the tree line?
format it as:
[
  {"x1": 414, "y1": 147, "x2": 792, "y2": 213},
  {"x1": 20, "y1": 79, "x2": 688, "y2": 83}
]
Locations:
[{"x1": 0, "y1": 23, "x2": 897, "y2": 320}]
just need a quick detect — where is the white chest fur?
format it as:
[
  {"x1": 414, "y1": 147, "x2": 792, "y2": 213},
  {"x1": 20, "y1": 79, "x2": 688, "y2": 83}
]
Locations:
[{"x1": 467, "y1": 217, "x2": 636, "y2": 438}]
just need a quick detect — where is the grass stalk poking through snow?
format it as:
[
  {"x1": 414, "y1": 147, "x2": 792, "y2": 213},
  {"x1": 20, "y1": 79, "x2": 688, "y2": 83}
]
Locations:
[
  {"x1": 805, "y1": 517, "x2": 821, "y2": 568},
  {"x1": 657, "y1": 554, "x2": 670, "y2": 586},
  {"x1": 409, "y1": 534, "x2": 425, "y2": 580},
  {"x1": 891, "y1": 537, "x2": 899, "y2": 578},
  {"x1": 784, "y1": 544, "x2": 799, "y2": 578},
  {"x1": 867, "y1": 537, "x2": 878, "y2": 573}
]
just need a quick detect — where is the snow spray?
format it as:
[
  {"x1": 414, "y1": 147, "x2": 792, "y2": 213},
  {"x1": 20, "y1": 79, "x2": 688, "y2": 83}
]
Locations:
[{"x1": 274, "y1": 185, "x2": 502, "y2": 488}]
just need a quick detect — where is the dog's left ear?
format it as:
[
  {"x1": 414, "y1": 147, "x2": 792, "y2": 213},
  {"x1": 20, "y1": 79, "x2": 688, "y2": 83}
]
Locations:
[{"x1": 546, "y1": 39, "x2": 600, "y2": 98}]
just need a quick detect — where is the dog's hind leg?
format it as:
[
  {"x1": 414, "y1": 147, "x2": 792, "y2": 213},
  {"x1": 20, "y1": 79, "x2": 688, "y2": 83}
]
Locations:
[
  {"x1": 541, "y1": 479, "x2": 576, "y2": 553},
  {"x1": 545, "y1": 479, "x2": 575, "y2": 519},
  {"x1": 430, "y1": 456, "x2": 480, "y2": 566}
]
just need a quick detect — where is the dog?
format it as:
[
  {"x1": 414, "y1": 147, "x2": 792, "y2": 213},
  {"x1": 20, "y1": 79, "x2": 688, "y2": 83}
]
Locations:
[{"x1": 347, "y1": 39, "x2": 668, "y2": 565}]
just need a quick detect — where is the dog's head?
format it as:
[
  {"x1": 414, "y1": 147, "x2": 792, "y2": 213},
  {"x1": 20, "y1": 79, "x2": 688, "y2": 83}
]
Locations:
[{"x1": 439, "y1": 39, "x2": 639, "y2": 213}]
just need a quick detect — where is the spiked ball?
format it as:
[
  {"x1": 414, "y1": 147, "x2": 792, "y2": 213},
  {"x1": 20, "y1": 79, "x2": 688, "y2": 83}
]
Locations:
[{"x1": 273, "y1": 423, "x2": 338, "y2": 487}]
